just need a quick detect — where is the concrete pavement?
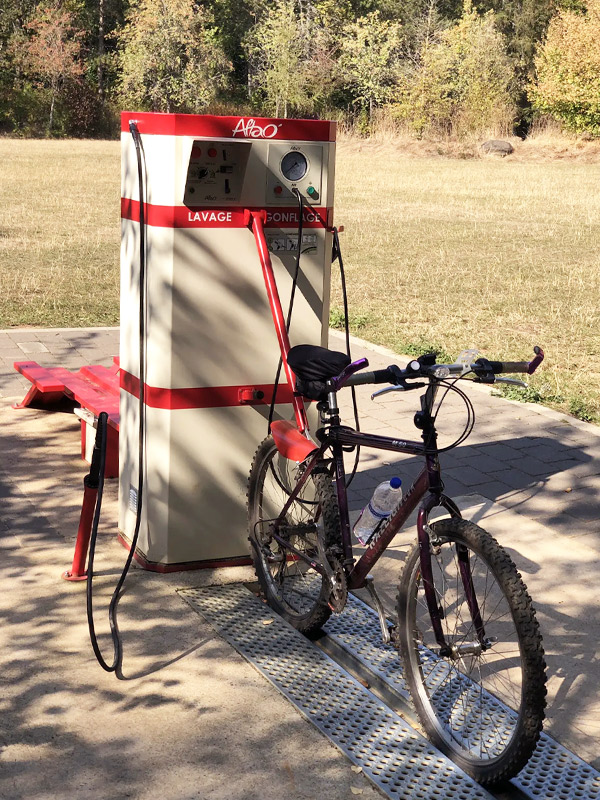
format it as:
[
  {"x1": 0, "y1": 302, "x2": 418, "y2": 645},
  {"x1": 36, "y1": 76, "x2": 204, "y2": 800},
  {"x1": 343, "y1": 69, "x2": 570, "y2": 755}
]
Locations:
[{"x1": 0, "y1": 326, "x2": 599, "y2": 799}]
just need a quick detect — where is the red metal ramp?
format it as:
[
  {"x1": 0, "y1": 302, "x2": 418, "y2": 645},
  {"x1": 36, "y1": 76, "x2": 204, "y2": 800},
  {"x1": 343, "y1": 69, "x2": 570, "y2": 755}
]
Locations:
[{"x1": 13, "y1": 358, "x2": 120, "y2": 477}]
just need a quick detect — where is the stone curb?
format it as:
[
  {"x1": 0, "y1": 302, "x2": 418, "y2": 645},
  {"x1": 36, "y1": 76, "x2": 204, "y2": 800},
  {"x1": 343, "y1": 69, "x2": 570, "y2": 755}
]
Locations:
[{"x1": 0, "y1": 326, "x2": 119, "y2": 334}]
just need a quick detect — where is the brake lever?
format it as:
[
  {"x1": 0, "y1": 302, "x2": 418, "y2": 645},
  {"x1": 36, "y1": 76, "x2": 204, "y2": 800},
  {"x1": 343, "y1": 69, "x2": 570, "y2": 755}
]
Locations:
[
  {"x1": 371, "y1": 380, "x2": 426, "y2": 401},
  {"x1": 473, "y1": 376, "x2": 528, "y2": 388},
  {"x1": 371, "y1": 385, "x2": 406, "y2": 401},
  {"x1": 495, "y1": 377, "x2": 528, "y2": 388}
]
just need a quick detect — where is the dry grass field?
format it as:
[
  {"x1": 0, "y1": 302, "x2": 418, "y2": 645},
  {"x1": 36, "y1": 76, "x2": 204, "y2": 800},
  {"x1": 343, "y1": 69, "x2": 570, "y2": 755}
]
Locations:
[
  {"x1": 0, "y1": 139, "x2": 120, "y2": 327},
  {"x1": 332, "y1": 138, "x2": 600, "y2": 422},
  {"x1": 1, "y1": 136, "x2": 599, "y2": 421}
]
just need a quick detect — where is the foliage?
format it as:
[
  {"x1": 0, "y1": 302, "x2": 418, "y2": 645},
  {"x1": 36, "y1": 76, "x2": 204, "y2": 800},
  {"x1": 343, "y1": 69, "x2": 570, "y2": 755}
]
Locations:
[
  {"x1": 0, "y1": 0, "x2": 598, "y2": 137},
  {"x1": 244, "y1": 0, "x2": 338, "y2": 117},
  {"x1": 480, "y1": 0, "x2": 556, "y2": 80},
  {"x1": 116, "y1": 0, "x2": 231, "y2": 113},
  {"x1": 14, "y1": 2, "x2": 85, "y2": 134},
  {"x1": 393, "y1": 3, "x2": 517, "y2": 137},
  {"x1": 329, "y1": 306, "x2": 372, "y2": 330},
  {"x1": 339, "y1": 11, "x2": 402, "y2": 125},
  {"x1": 530, "y1": 0, "x2": 600, "y2": 136},
  {"x1": 395, "y1": 337, "x2": 454, "y2": 364}
]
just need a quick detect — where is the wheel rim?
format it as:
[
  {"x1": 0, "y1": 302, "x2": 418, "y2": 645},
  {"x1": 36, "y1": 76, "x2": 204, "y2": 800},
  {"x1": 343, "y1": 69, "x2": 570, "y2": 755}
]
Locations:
[
  {"x1": 406, "y1": 537, "x2": 527, "y2": 763},
  {"x1": 252, "y1": 448, "x2": 327, "y2": 619}
]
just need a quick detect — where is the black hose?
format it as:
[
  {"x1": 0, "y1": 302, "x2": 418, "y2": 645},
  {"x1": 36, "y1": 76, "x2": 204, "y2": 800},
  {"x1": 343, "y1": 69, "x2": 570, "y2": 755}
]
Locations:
[
  {"x1": 331, "y1": 227, "x2": 361, "y2": 487},
  {"x1": 86, "y1": 121, "x2": 147, "y2": 674}
]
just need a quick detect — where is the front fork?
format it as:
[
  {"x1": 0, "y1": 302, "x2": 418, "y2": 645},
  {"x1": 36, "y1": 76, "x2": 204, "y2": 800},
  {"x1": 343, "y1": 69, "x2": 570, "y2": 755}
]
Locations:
[{"x1": 417, "y1": 493, "x2": 487, "y2": 655}]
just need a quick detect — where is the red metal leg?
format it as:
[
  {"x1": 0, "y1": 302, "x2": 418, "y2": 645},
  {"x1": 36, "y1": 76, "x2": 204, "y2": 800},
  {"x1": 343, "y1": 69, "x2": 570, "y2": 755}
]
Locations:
[
  {"x1": 62, "y1": 483, "x2": 98, "y2": 581},
  {"x1": 12, "y1": 386, "x2": 64, "y2": 410}
]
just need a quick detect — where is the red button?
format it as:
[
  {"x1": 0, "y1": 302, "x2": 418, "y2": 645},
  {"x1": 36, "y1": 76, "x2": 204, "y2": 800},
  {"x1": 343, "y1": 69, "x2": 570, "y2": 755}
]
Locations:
[
  {"x1": 274, "y1": 185, "x2": 283, "y2": 195},
  {"x1": 208, "y1": 147, "x2": 217, "y2": 158},
  {"x1": 191, "y1": 145, "x2": 202, "y2": 158}
]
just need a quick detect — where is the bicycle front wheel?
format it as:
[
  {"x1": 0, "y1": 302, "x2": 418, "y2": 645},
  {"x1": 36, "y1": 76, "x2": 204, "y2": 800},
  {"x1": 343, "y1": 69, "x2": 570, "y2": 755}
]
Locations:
[
  {"x1": 397, "y1": 518, "x2": 546, "y2": 786},
  {"x1": 248, "y1": 435, "x2": 340, "y2": 635}
]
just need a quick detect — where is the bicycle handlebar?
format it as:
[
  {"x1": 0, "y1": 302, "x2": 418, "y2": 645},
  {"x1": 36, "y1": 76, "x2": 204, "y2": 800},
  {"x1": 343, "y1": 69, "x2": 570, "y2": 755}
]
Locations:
[
  {"x1": 344, "y1": 346, "x2": 544, "y2": 389},
  {"x1": 343, "y1": 367, "x2": 396, "y2": 387}
]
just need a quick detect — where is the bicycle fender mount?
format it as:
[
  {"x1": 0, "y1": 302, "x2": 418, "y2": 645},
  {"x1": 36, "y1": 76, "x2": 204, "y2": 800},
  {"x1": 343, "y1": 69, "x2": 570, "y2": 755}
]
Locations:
[{"x1": 271, "y1": 420, "x2": 318, "y2": 462}]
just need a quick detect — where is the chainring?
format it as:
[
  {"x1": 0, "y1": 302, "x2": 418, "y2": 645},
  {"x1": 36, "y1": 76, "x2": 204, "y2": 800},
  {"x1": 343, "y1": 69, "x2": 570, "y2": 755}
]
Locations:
[{"x1": 326, "y1": 556, "x2": 348, "y2": 614}]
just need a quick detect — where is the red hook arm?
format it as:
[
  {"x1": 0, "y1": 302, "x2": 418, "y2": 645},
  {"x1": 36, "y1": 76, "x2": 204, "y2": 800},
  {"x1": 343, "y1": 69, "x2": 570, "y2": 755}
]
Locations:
[{"x1": 246, "y1": 209, "x2": 309, "y2": 433}]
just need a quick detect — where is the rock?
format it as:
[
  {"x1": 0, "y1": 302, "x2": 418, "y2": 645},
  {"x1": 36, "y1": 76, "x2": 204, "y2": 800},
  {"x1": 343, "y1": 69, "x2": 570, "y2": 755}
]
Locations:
[{"x1": 481, "y1": 139, "x2": 514, "y2": 157}]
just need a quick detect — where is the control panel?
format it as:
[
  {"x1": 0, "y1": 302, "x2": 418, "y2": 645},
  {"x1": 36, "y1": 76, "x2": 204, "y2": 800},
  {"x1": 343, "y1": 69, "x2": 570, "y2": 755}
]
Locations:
[
  {"x1": 183, "y1": 140, "x2": 251, "y2": 205},
  {"x1": 183, "y1": 139, "x2": 323, "y2": 207}
]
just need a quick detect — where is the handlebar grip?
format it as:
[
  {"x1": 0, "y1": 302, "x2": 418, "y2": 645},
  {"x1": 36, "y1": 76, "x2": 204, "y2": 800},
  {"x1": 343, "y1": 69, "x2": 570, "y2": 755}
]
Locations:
[
  {"x1": 486, "y1": 361, "x2": 530, "y2": 374},
  {"x1": 484, "y1": 346, "x2": 544, "y2": 375},
  {"x1": 346, "y1": 368, "x2": 395, "y2": 387}
]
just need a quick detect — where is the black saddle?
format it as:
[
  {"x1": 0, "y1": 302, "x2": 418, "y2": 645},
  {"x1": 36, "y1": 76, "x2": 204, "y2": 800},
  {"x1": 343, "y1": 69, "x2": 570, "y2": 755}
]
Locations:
[{"x1": 287, "y1": 344, "x2": 351, "y2": 400}]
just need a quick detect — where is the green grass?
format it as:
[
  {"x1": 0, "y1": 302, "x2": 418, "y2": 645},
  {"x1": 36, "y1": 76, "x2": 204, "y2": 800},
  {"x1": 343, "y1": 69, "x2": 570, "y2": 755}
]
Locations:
[{"x1": 1, "y1": 137, "x2": 599, "y2": 421}]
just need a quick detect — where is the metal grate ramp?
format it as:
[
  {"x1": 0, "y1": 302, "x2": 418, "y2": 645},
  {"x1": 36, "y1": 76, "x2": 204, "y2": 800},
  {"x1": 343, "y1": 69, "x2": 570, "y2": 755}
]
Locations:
[
  {"x1": 179, "y1": 584, "x2": 494, "y2": 800},
  {"x1": 324, "y1": 593, "x2": 600, "y2": 800}
]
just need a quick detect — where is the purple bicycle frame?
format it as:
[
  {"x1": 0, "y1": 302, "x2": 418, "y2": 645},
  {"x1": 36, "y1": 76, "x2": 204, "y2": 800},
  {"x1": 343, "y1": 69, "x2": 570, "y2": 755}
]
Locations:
[{"x1": 271, "y1": 424, "x2": 488, "y2": 651}]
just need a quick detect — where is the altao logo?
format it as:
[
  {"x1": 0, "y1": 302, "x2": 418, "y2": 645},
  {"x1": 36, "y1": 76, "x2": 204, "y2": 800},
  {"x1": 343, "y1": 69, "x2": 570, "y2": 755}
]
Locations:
[{"x1": 232, "y1": 118, "x2": 281, "y2": 139}]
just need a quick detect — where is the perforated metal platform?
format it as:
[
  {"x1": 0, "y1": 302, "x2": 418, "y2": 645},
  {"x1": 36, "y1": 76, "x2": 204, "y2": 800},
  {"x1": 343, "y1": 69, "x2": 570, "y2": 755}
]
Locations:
[
  {"x1": 180, "y1": 583, "x2": 600, "y2": 800},
  {"x1": 324, "y1": 593, "x2": 600, "y2": 800},
  {"x1": 180, "y1": 583, "x2": 494, "y2": 800}
]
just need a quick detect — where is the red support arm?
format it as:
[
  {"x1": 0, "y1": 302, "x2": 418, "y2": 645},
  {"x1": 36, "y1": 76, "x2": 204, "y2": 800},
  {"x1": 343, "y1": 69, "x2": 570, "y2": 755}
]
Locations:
[{"x1": 246, "y1": 209, "x2": 309, "y2": 434}]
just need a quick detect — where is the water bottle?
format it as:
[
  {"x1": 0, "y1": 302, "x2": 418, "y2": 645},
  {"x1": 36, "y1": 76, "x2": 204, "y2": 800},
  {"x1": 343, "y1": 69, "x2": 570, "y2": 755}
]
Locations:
[{"x1": 353, "y1": 477, "x2": 402, "y2": 546}]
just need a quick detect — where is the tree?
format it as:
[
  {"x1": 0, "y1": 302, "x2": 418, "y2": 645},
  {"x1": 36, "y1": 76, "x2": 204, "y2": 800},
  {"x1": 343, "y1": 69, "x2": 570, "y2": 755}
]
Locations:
[
  {"x1": 244, "y1": 0, "x2": 338, "y2": 117},
  {"x1": 394, "y1": 2, "x2": 516, "y2": 137},
  {"x1": 530, "y1": 0, "x2": 600, "y2": 135},
  {"x1": 245, "y1": 1, "x2": 307, "y2": 117},
  {"x1": 19, "y1": 3, "x2": 85, "y2": 134},
  {"x1": 116, "y1": 0, "x2": 231, "y2": 113},
  {"x1": 339, "y1": 10, "x2": 402, "y2": 125},
  {"x1": 480, "y1": 0, "x2": 556, "y2": 80}
]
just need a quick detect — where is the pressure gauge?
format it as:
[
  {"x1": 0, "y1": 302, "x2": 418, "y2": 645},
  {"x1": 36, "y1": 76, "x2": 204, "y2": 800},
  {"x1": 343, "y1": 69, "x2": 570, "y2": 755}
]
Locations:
[{"x1": 281, "y1": 151, "x2": 308, "y2": 182}]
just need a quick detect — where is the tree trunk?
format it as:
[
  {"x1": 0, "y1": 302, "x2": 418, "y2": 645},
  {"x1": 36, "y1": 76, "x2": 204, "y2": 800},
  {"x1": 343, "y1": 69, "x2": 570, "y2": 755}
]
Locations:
[
  {"x1": 98, "y1": 0, "x2": 105, "y2": 99},
  {"x1": 49, "y1": 89, "x2": 56, "y2": 134}
]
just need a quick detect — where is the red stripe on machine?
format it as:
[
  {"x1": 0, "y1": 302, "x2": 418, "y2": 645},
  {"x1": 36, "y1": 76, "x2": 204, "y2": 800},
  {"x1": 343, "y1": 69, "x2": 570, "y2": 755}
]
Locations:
[
  {"x1": 121, "y1": 111, "x2": 336, "y2": 142},
  {"x1": 120, "y1": 198, "x2": 330, "y2": 229},
  {"x1": 120, "y1": 370, "x2": 296, "y2": 409}
]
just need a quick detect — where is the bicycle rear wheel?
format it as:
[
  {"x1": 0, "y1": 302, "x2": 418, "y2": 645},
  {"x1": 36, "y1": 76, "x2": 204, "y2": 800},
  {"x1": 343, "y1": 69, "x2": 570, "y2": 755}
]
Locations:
[
  {"x1": 247, "y1": 435, "x2": 340, "y2": 635},
  {"x1": 397, "y1": 518, "x2": 546, "y2": 786}
]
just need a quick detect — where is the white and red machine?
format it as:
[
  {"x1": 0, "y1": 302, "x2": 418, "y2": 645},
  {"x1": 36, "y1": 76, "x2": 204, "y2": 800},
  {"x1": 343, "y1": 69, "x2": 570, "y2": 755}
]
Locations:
[{"x1": 119, "y1": 112, "x2": 336, "y2": 570}]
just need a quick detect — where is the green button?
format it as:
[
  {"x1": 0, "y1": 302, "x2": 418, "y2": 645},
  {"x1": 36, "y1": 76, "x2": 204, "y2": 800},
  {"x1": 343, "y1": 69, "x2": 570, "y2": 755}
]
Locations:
[{"x1": 307, "y1": 186, "x2": 318, "y2": 198}]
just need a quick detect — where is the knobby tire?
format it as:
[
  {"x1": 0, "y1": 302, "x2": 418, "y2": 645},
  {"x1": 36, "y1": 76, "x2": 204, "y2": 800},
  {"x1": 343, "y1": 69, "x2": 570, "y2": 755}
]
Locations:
[
  {"x1": 397, "y1": 518, "x2": 547, "y2": 786},
  {"x1": 248, "y1": 435, "x2": 340, "y2": 635}
]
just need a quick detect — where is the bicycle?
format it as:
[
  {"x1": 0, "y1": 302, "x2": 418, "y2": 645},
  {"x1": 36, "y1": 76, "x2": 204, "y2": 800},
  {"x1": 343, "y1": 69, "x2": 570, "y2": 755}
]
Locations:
[{"x1": 247, "y1": 343, "x2": 547, "y2": 786}]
